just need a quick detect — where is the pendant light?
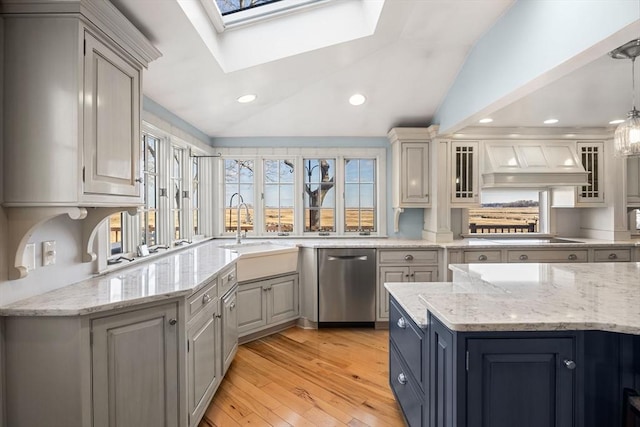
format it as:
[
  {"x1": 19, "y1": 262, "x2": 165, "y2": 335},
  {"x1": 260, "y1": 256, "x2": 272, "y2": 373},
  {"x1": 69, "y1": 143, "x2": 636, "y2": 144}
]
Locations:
[{"x1": 610, "y1": 39, "x2": 640, "y2": 157}]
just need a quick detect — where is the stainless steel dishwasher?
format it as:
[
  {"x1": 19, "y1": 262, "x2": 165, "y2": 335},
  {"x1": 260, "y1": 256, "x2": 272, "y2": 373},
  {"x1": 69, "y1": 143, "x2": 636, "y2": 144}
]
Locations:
[{"x1": 318, "y1": 248, "x2": 376, "y2": 326}]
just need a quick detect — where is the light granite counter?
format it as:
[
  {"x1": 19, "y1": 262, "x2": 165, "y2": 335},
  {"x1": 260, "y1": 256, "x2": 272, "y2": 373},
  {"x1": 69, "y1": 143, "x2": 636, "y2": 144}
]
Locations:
[
  {"x1": 0, "y1": 241, "x2": 239, "y2": 316},
  {"x1": 387, "y1": 262, "x2": 640, "y2": 334}
]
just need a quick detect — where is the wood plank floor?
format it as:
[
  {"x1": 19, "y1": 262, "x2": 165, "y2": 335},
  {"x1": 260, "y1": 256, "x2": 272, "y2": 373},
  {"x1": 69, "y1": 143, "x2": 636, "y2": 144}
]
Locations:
[{"x1": 199, "y1": 327, "x2": 405, "y2": 427}]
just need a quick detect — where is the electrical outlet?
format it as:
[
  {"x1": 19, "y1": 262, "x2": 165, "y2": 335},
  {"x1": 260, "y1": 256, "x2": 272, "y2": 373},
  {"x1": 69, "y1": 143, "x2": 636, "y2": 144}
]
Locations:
[
  {"x1": 23, "y1": 243, "x2": 36, "y2": 271},
  {"x1": 43, "y1": 241, "x2": 56, "y2": 266}
]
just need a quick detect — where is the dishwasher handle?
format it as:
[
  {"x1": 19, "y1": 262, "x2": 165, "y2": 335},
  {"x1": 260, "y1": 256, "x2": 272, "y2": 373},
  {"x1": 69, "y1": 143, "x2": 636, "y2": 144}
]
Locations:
[{"x1": 327, "y1": 255, "x2": 369, "y2": 261}]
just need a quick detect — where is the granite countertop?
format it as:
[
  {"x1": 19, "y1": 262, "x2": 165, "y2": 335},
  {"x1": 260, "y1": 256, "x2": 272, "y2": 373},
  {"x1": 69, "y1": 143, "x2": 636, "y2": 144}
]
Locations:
[
  {"x1": 0, "y1": 241, "x2": 239, "y2": 316},
  {"x1": 388, "y1": 262, "x2": 640, "y2": 334}
]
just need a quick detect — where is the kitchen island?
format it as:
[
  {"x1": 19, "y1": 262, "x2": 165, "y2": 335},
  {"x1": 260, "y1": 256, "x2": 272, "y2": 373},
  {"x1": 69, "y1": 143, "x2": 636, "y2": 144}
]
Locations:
[{"x1": 386, "y1": 262, "x2": 640, "y2": 427}]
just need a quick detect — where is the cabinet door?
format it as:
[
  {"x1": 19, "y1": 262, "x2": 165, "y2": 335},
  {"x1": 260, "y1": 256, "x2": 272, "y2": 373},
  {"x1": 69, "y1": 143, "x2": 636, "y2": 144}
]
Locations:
[
  {"x1": 187, "y1": 305, "x2": 221, "y2": 425},
  {"x1": 222, "y1": 288, "x2": 238, "y2": 374},
  {"x1": 451, "y1": 141, "x2": 479, "y2": 206},
  {"x1": 430, "y1": 317, "x2": 454, "y2": 427},
  {"x1": 267, "y1": 274, "x2": 299, "y2": 325},
  {"x1": 401, "y1": 142, "x2": 430, "y2": 205},
  {"x1": 237, "y1": 281, "x2": 267, "y2": 335},
  {"x1": 466, "y1": 337, "x2": 575, "y2": 427},
  {"x1": 628, "y1": 156, "x2": 640, "y2": 206},
  {"x1": 410, "y1": 266, "x2": 437, "y2": 282},
  {"x1": 92, "y1": 303, "x2": 179, "y2": 427},
  {"x1": 378, "y1": 266, "x2": 410, "y2": 320},
  {"x1": 577, "y1": 142, "x2": 604, "y2": 204},
  {"x1": 83, "y1": 31, "x2": 141, "y2": 199}
]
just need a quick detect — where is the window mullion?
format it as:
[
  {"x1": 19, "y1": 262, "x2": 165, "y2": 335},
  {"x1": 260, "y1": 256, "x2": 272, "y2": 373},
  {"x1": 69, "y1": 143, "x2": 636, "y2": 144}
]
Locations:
[
  {"x1": 255, "y1": 158, "x2": 264, "y2": 237},
  {"x1": 157, "y1": 137, "x2": 172, "y2": 246},
  {"x1": 336, "y1": 155, "x2": 345, "y2": 235}
]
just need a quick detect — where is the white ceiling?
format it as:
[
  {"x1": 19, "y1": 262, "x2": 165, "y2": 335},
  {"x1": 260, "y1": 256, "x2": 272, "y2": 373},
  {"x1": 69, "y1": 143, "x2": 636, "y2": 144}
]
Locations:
[{"x1": 110, "y1": 0, "x2": 635, "y2": 139}]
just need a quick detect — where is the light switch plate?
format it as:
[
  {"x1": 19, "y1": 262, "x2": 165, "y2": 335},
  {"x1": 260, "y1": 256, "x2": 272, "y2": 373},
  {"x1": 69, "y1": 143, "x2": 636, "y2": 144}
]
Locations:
[
  {"x1": 23, "y1": 243, "x2": 36, "y2": 271},
  {"x1": 43, "y1": 240, "x2": 56, "y2": 266}
]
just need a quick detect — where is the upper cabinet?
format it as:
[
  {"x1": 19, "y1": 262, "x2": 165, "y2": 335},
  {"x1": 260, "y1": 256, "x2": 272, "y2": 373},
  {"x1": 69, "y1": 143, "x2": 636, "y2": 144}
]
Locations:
[
  {"x1": 2, "y1": 0, "x2": 160, "y2": 207},
  {"x1": 1, "y1": 0, "x2": 161, "y2": 278},
  {"x1": 451, "y1": 140, "x2": 479, "y2": 206},
  {"x1": 627, "y1": 156, "x2": 640, "y2": 207},
  {"x1": 388, "y1": 128, "x2": 433, "y2": 231},
  {"x1": 576, "y1": 141, "x2": 604, "y2": 205}
]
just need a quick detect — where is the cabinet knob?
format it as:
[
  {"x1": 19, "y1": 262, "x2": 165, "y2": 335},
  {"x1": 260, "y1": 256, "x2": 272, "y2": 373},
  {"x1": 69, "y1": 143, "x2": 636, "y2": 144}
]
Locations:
[
  {"x1": 404, "y1": 254, "x2": 414, "y2": 261},
  {"x1": 168, "y1": 318, "x2": 177, "y2": 326},
  {"x1": 202, "y1": 294, "x2": 212, "y2": 304},
  {"x1": 563, "y1": 359, "x2": 576, "y2": 370},
  {"x1": 478, "y1": 254, "x2": 487, "y2": 261},
  {"x1": 215, "y1": 313, "x2": 222, "y2": 319},
  {"x1": 608, "y1": 253, "x2": 618, "y2": 260},
  {"x1": 397, "y1": 317, "x2": 407, "y2": 329},
  {"x1": 228, "y1": 273, "x2": 235, "y2": 281},
  {"x1": 230, "y1": 302, "x2": 236, "y2": 310},
  {"x1": 519, "y1": 254, "x2": 528, "y2": 261},
  {"x1": 397, "y1": 373, "x2": 408, "y2": 385},
  {"x1": 568, "y1": 254, "x2": 577, "y2": 261},
  {"x1": 404, "y1": 274, "x2": 410, "y2": 278}
]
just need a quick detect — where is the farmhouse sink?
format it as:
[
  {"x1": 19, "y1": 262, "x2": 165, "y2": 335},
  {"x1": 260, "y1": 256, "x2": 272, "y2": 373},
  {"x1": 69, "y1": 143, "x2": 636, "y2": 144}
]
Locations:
[{"x1": 220, "y1": 241, "x2": 299, "y2": 282}]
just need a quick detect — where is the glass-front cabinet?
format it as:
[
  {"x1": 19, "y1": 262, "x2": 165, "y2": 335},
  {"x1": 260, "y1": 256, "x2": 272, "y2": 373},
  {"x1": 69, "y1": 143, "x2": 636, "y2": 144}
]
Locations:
[{"x1": 451, "y1": 141, "x2": 479, "y2": 206}]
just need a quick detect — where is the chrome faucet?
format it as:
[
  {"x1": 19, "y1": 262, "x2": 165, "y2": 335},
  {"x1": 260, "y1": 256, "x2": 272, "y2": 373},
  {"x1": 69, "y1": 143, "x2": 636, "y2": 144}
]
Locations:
[
  {"x1": 228, "y1": 193, "x2": 251, "y2": 243},
  {"x1": 237, "y1": 202, "x2": 251, "y2": 243}
]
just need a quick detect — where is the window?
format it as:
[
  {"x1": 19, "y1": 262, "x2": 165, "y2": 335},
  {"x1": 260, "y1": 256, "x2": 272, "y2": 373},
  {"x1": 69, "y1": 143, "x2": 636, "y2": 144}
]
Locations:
[
  {"x1": 171, "y1": 146, "x2": 185, "y2": 240},
  {"x1": 141, "y1": 135, "x2": 158, "y2": 246},
  {"x1": 467, "y1": 190, "x2": 541, "y2": 234},
  {"x1": 304, "y1": 158, "x2": 335, "y2": 233},
  {"x1": 630, "y1": 209, "x2": 640, "y2": 236},
  {"x1": 264, "y1": 159, "x2": 294, "y2": 233},
  {"x1": 224, "y1": 159, "x2": 255, "y2": 234},
  {"x1": 219, "y1": 148, "x2": 386, "y2": 237},
  {"x1": 344, "y1": 158, "x2": 376, "y2": 233},
  {"x1": 192, "y1": 157, "x2": 200, "y2": 236},
  {"x1": 109, "y1": 213, "x2": 124, "y2": 255}
]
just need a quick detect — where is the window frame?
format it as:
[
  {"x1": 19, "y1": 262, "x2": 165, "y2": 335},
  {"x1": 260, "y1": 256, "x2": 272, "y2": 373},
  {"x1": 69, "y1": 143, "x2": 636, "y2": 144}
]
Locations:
[{"x1": 217, "y1": 147, "x2": 386, "y2": 238}]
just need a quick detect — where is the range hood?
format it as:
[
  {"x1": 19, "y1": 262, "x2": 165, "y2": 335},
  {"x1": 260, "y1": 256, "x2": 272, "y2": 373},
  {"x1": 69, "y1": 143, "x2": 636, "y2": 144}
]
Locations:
[{"x1": 482, "y1": 141, "x2": 589, "y2": 188}]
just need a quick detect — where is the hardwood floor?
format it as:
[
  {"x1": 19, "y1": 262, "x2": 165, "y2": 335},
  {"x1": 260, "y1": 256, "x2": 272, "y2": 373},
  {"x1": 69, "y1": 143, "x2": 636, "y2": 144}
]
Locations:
[{"x1": 199, "y1": 327, "x2": 405, "y2": 427}]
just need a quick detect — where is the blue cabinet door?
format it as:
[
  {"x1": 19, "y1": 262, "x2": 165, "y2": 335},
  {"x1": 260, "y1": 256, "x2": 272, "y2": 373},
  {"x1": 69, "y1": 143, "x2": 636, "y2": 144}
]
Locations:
[
  {"x1": 466, "y1": 338, "x2": 575, "y2": 427},
  {"x1": 430, "y1": 316, "x2": 455, "y2": 427}
]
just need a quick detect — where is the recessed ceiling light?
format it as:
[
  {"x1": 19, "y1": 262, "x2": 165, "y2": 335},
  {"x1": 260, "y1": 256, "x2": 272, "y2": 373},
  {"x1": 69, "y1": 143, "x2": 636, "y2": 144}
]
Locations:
[
  {"x1": 237, "y1": 94, "x2": 257, "y2": 103},
  {"x1": 349, "y1": 93, "x2": 366, "y2": 106},
  {"x1": 478, "y1": 118, "x2": 493, "y2": 124},
  {"x1": 543, "y1": 118, "x2": 559, "y2": 124},
  {"x1": 610, "y1": 119, "x2": 625, "y2": 125}
]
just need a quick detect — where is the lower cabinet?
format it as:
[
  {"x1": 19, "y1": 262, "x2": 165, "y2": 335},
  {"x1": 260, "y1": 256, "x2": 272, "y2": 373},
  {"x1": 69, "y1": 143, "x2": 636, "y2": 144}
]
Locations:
[
  {"x1": 92, "y1": 302, "x2": 180, "y2": 427},
  {"x1": 466, "y1": 337, "x2": 575, "y2": 427},
  {"x1": 186, "y1": 301, "x2": 221, "y2": 426},
  {"x1": 222, "y1": 285, "x2": 239, "y2": 374},
  {"x1": 389, "y1": 300, "x2": 582, "y2": 427},
  {"x1": 237, "y1": 273, "x2": 299, "y2": 337}
]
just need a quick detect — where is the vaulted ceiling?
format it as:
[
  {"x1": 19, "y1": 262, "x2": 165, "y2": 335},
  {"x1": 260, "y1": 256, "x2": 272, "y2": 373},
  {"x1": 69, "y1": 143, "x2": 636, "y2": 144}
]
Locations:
[{"x1": 110, "y1": 0, "x2": 640, "y2": 139}]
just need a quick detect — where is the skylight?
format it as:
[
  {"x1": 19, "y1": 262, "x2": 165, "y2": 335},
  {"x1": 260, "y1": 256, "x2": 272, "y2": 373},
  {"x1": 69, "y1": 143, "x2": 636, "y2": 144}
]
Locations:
[{"x1": 208, "y1": 0, "x2": 328, "y2": 30}]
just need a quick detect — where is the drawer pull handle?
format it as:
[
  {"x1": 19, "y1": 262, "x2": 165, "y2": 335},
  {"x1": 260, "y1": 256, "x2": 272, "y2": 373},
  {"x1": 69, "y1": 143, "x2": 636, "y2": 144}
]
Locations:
[
  {"x1": 169, "y1": 318, "x2": 177, "y2": 326},
  {"x1": 563, "y1": 359, "x2": 576, "y2": 370},
  {"x1": 202, "y1": 294, "x2": 212, "y2": 304},
  {"x1": 519, "y1": 254, "x2": 528, "y2": 261},
  {"x1": 404, "y1": 254, "x2": 414, "y2": 261},
  {"x1": 608, "y1": 253, "x2": 618, "y2": 260},
  {"x1": 397, "y1": 317, "x2": 407, "y2": 329},
  {"x1": 568, "y1": 254, "x2": 577, "y2": 261},
  {"x1": 228, "y1": 273, "x2": 235, "y2": 281},
  {"x1": 478, "y1": 255, "x2": 487, "y2": 261},
  {"x1": 397, "y1": 373, "x2": 408, "y2": 385}
]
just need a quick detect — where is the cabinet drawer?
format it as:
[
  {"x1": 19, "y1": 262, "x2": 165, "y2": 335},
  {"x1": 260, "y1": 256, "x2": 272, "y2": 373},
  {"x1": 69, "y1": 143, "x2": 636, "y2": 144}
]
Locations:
[
  {"x1": 463, "y1": 250, "x2": 502, "y2": 263},
  {"x1": 379, "y1": 249, "x2": 438, "y2": 265},
  {"x1": 219, "y1": 264, "x2": 237, "y2": 297},
  {"x1": 187, "y1": 279, "x2": 218, "y2": 320},
  {"x1": 593, "y1": 248, "x2": 631, "y2": 262},
  {"x1": 389, "y1": 344, "x2": 425, "y2": 427},
  {"x1": 390, "y1": 299, "x2": 425, "y2": 390},
  {"x1": 507, "y1": 249, "x2": 587, "y2": 263}
]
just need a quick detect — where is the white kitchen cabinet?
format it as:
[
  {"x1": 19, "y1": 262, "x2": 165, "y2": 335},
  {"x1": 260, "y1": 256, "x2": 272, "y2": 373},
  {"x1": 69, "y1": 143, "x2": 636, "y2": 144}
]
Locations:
[
  {"x1": 377, "y1": 249, "x2": 439, "y2": 320},
  {"x1": 551, "y1": 141, "x2": 605, "y2": 207},
  {"x1": 186, "y1": 301, "x2": 221, "y2": 427},
  {"x1": 92, "y1": 302, "x2": 180, "y2": 427},
  {"x1": 451, "y1": 141, "x2": 480, "y2": 206},
  {"x1": 237, "y1": 273, "x2": 299, "y2": 339},
  {"x1": 627, "y1": 156, "x2": 640, "y2": 206}
]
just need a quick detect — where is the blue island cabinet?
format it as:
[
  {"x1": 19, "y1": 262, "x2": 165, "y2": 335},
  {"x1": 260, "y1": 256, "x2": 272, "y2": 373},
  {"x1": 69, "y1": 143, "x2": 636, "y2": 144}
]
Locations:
[{"x1": 389, "y1": 296, "x2": 634, "y2": 427}]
